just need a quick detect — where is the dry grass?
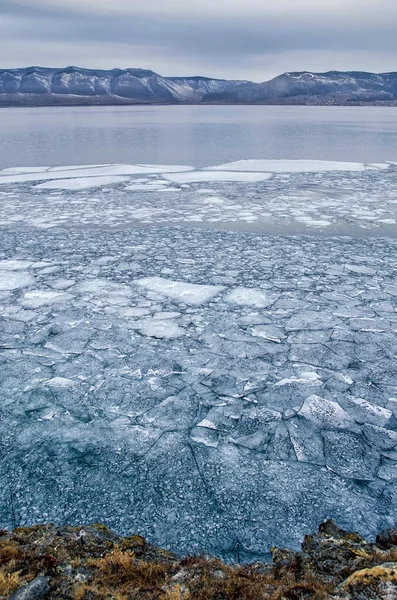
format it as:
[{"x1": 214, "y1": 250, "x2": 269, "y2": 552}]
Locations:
[
  {"x1": 0, "y1": 569, "x2": 23, "y2": 597},
  {"x1": 1, "y1": 523, "x2": 397, "y2": 599}
]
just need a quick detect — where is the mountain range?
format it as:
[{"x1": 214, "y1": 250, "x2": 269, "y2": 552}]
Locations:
[{"x1": 1, "y1": 66, "x2": 397, "y2": 106}]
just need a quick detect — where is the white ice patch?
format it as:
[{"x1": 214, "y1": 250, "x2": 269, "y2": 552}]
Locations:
[
  {"x1": 274, "y1": 372, "x2": 322, "y2": 387},
  {"x1": 76, "y1": 279, "x2": 131, "y2": 306},
  {"x1": 0, "y1": 260, "x2": 33, "y2": 270},
  {"x1": 46, "y1": 377, "x2": 77, "y2": 388},
  {"x1": 0, "y1": 163, "x2": 194, "y2": 185},
  {"x1": 20, "y1": 290, "x2": 72, "y2": 308},
  {"x1": 207, "y1": 160, "x2": 391, "y2": 173},
  {"x1": 35, "y1": 176, "x2": 130, "y2": 190},
  {"x1": 163, "y1": 171, "x2": 273, "y2": 184},
  {"x1": 133, "y1": 318, "x2": 184, "y2": 339},
  {"x1": 1, "y1": 167, "x2": 51, "y2": 174},
  {"x1": 225, "y1": 287, "x2": 273, "y2": 308},
  {"x1": 203, "y1": 197, "x2": 225, "y2": 205},
  {"x1": 295, "y1": 216, "x2": 332, "y2": 228},
  {"x1": 135, "y1": 277, "x2": 224, "y2": 305},
  {"x1": 299, "y1": 395, "x2": 358, "y2": 430},
  {"x1": 0, "y1": 271, "x2": 35, "y2": 291}
]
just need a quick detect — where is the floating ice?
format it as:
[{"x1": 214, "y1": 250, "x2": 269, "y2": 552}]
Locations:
[
  {"x1": 35, "y1": 176, "x2": 131, "y2": 190},
  {"x1": 225, "y1": 287, "x2": 273, "y2": 308},
  {"x1": 135, "y1": 277, "x2": 224, "y2": 305},
  {"x1": 46, "y1": 377, "x2": 77, "y2": 388},
  {"x1": 19, "y1": 290, "x2": 72, "y2": 308},
  {"x1": 299, "y1": 395, "x2": 358, "y2": 431},
  {"x1": 0, "y1": 163, "x2": 194, "y2": 185},
  {"x1": 162, "y1": 171, "x2": 273, "y2": 183},
  {"x1": 208, "y1": 160, "x2": 391, "y2": 173},
  {"x1": 0, "y1": 271, "x2": 35, "y2": 291},
  {"x1": 0, "y1": 260, "x2": 34, "y2": 270},
  {"x1": 133, "y1": 318, "x2": 184, "y2": 339}
]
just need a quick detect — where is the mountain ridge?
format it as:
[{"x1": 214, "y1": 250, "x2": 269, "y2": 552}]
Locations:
[{"x1": 1, "y1": 66, "x2": 397, "y2": 106}]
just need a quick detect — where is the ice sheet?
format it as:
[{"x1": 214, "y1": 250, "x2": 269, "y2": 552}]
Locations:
[
  {"x1": 35, "y1": 176, "x2": 131, "y2": 190},
  {"x1": 0, "y1": 163, "x2": 195, "y2": 185},
  {"x1": 208, "y1": 160, "x2": 391, "y2": 173},
  {"x1": 1, "y1": 161, "x2": 397, "y2": 233},
  {"x1": 163, "y1": 171, "x2": 273, "y2": 183}
]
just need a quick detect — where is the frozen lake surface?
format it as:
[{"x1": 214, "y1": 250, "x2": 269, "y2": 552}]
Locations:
[{"x1": 1, "y1": 107, "x2": 397, "y2": 560}]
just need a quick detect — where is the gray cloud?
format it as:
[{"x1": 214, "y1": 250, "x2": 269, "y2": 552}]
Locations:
[{"x1": 0, "y1": 0, "x2": 396, "y2": 80}]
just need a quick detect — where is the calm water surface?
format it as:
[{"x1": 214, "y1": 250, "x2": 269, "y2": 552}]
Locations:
[{"x1": 0, "y1": 105, "x2": 397, "y2": 168}]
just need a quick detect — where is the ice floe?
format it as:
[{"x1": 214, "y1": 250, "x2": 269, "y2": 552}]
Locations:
[
  {"x1": 225, "y1": 287, "x2": 274, "y2": 308},
  {"x1": 35, "y1": 176, "x2": 131, "y2": 190},
  {"x1": 134, "y1": 277, "x2": 224, "y2": 305},
  {"x1": 0, "y1": 271, "x2": 35, "y2": 291},
  {"x1": 163, "y1": 171, "x2": 273, "y2": 183},
  {"x1": 208, "y1": 159, "x2": 391, "y2": 172}
]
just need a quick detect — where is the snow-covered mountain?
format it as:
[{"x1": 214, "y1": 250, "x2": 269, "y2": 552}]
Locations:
[
  {"x1": 0, "y1": 67, "x2": 396, "y2": 106},
  {"x1": 0, "y1": 66, "x2": 249, "y2": 106},
  {"x1": 203, "y1": 71, "x2": 397, "y2": 104}
]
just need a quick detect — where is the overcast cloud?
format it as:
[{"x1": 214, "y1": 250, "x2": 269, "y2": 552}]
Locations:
[{"x1": 0, "y1": 0, "x2": 396, "y2": 80}]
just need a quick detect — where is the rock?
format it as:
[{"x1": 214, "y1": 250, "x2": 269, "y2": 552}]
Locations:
[
  {"x1": 376, "y1": 528, "x2": 397, "y2": 549},
  {"x1": 340, "y1": 562, "x2": 397, "y2": 599},
  {"x1": 9, "y1": 577, "x2": 50, "y2": 600},
  {"x1": 2, "y1": 520, "x2": 397, "y2": 599}
]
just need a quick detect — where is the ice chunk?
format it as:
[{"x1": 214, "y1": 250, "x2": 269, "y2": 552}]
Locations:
[
  {"x1": 202, "y1": 197, "x2": 225, "y2": 205},
  {"x1": 345, "y1": 265, "x2": 377, "y2": 275},
  {"x1": 19, "y1": 290, "x2": 72, "y2": 308},
  {"x1": 274, "y1": 372, "x2": 322, "y2": 387},
  {"x1": 190, "y1": 427, "x2": 219, "y2": 448},
  {"x1": 133, "y1": 318, "x2": 184, "y2": 339},
  {"x1": 361, "y1": 424, "x2": 397, "y2": 450},
  {"x1": 286, "y1": 311, "x2": 339, "y2": 331},
  {"x1": 35, "y1": 176, "x2": 131, "y2": 190},
  {"x1": 225, "y1": 287, "x2": 273, "y2": 308},
  {"x1": 378, "y1": 461, "x2": 397, "y2": 481},
  {"x1": 163, "y1": 171, "x2": 273, "y2": 183},
  {"x1": 0, "y1": 163, "x2": 194, "y2": 184},
  {"x1": 298, "y1": 395, "x2": 358, "y2": 431},
  {"x1": 344, "y1": 397, "x2": 392, "y2": 427},
  {"x1": 0, "y1": 260, "x2": 33, "y2": 270},
  {"x1": 264, "y1": 421, "x2": 296, "y2": 460},
  {"x1": 286, "y1": 417, "x2": 325, "y2": 465},
  {"x1": 207, "y1": 160, "x2": 390, "y2": 173},
  {"x1": 0, "y1": 271, "x2": 35, "y2": 291},
  {"x1": 323, "y1": 431, "x2": 379, "y2": 480},
  {"x1": 1, "y1": 167, "x2": 50, "y2": 173},
  {"x1": 135, "y1": 277, "x2": 224, "y2": 305},
  {"x1": 138, "y1": 395, "x2": 197, "y2": 430},
  {"x1": 46, "y1": 377, "x2": 77, "y2": 388},
  {"x1": 251, "y1": 325, "x2": 286, "y2": 343}
]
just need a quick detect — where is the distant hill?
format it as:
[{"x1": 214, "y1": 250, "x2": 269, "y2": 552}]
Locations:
[{"x1": 1, "y1": 66, "x2": 397, "y2": 106}]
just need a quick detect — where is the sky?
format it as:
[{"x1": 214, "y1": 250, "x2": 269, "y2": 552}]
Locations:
[{"x1": 0, "y1": 0, "x2": 396, "y2": 81}]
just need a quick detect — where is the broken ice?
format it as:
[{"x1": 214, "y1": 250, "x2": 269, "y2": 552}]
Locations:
[{"x1": 1, "y1": 160, "x2": 397, "y2": 561}]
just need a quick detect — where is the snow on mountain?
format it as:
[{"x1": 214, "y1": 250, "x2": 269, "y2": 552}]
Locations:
[
  {"x1": 0, "y1": 67, "x2": 396, "y2": 105},
  {"x1": 0, "y1": 66, "x2": 248, "y2": 105},
  {"x1": 203, "y1": 71, "x2": 397, "y2": 104}
]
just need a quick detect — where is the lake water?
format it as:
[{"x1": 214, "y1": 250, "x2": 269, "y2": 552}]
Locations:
[{"x1": 1, "y1": 105, "x2": 397, "y2": 168}]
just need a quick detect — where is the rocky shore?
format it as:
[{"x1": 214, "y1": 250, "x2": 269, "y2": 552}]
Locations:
[{"x1": 0, "y1": 520, "x2": 396, "y2": 599}]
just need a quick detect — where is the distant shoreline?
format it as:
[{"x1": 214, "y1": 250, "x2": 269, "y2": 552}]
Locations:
[{"x1": 1, "y1": 98, "x2": 397, "y2": 108}]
